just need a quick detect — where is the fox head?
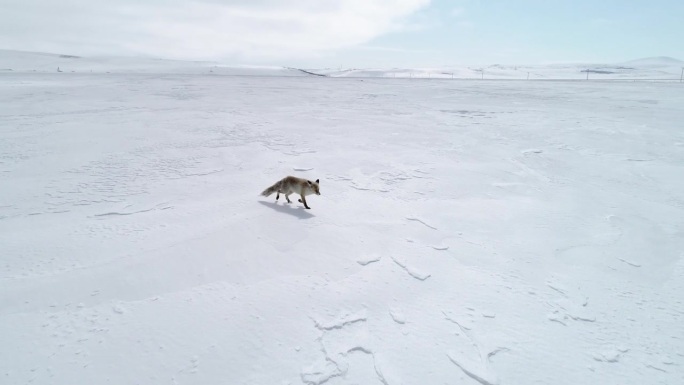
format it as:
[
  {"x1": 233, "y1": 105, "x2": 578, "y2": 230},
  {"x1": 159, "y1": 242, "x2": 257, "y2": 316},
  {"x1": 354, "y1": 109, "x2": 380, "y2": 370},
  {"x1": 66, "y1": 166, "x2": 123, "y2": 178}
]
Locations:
[{"x1": 307, "y1": 179, "x2": 321, "y2": 195}]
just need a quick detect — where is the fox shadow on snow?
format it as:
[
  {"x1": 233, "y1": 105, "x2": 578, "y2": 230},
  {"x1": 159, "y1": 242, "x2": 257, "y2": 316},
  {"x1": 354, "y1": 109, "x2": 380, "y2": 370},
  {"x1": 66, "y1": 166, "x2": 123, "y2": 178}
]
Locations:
[{"x1": 258, "y1": 200, "x2": 315, "y2": 219}]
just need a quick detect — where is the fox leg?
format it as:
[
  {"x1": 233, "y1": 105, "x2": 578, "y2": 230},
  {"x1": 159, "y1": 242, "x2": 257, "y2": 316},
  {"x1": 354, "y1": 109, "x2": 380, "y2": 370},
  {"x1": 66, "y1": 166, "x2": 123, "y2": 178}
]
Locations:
[
  {"x1": 298, "y1": 195, "x2": 311, "y2": 209},
  {"x1": 285, "y1": 193, "x2": 292, "y2": 203},
  {"x1": 276, "y1": 192, "x2": 280, "y2": 201}
]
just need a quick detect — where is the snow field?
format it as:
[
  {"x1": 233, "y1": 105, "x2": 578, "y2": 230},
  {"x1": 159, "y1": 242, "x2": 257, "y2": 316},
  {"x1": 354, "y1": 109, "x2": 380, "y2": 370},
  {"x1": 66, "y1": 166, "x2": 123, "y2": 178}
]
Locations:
[{"x1": 1, "y1": 71, "x2": 683, "y2": 384}]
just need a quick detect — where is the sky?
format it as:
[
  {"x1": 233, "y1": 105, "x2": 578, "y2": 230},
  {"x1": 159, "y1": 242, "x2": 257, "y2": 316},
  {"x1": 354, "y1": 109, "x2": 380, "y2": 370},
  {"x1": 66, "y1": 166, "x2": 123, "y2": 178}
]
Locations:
[{"x1": 1, "y1": 0, "x2": 683, "y2": 67}]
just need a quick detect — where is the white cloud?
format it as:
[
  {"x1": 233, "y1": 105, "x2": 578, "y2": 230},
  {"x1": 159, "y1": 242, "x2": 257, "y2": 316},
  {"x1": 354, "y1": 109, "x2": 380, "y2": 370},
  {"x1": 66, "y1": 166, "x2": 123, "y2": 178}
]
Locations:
[
  {"x1": 0, "y1": 0, "x2": 431, "y2": 61},
  {"x1": 356, "y1": 45, "x2": 437, "y2": 54}
]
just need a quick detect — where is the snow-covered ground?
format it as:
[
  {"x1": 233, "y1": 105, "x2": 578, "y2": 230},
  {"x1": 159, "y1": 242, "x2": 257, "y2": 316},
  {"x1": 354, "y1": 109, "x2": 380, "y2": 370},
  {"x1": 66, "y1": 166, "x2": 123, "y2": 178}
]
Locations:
[{"x1": 1, "y1": 53, "x2": 683, "y2": 385}]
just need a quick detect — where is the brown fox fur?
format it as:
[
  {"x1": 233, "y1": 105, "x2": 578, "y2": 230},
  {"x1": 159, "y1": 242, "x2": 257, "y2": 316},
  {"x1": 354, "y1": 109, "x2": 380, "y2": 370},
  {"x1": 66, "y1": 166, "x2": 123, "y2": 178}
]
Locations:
[{"x1": 261, "y1": 176, "x2": 321, "y2": 209}]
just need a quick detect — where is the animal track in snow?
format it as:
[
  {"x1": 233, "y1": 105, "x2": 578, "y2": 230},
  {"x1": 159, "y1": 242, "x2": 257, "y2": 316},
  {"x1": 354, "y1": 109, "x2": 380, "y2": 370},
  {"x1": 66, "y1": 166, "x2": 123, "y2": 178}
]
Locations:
[{"x1": 391, "y1": 257, "x2": 431, "y2": 281}]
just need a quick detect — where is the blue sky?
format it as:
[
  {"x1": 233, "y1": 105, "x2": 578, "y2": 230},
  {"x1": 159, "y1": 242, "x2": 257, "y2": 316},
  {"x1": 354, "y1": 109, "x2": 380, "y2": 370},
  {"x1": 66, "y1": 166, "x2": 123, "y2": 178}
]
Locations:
[
  {"x1": 343, "y1": 0, "x2": 684, "y2": 66},
  {"x1": 1, "y1": 0, "x2": 682, "y2": 66}
]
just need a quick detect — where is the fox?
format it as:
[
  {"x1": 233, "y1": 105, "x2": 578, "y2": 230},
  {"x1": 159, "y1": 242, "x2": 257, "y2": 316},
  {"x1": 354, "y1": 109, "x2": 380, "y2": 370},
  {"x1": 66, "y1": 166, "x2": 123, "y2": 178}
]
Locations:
[{"x1": 261, "y1": 176, "x2": 321, "y2": 209}]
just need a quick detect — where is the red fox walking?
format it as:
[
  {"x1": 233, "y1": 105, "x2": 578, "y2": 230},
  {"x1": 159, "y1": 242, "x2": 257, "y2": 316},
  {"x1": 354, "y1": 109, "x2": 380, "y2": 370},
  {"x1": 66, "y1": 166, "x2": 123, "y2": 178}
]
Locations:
[{"x1": 261, "y1": 176, "x2": 321, "y2": 209}]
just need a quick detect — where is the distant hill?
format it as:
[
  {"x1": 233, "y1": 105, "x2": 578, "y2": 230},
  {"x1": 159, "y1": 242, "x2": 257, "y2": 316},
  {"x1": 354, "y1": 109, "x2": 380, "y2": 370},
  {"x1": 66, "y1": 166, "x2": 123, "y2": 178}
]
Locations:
[
  {"x1": 623, "y1": 56, "x2": 683, "y2": 66},
  {"x1": 1, "y1": 49, "x2": 682, "y2": 80},
  {"x1": 0, "y1": 49, "x2": 310, "y2": 76}
]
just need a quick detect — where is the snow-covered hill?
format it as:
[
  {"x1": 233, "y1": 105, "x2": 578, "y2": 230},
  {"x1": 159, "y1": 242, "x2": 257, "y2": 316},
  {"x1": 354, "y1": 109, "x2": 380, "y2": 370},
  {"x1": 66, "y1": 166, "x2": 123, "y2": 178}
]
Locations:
[
  {"x1": 0, "y1": 49, "x2": 309, "y2": 76},
  {"x1": 309, "y1": 56, "x2": 683, "y2": 80},
  {"x1": 624, "y1": 56, "x2": 684, "y2": 66},
  {"x1": 0, "y1": 53, "x2": 683, "y2": 385},
  {"x1": 309, "y1": 57, "x2": 684, "y2": 80},
  {"x1": 1, "y1": 50, "x2": 682, "y2": 80}
]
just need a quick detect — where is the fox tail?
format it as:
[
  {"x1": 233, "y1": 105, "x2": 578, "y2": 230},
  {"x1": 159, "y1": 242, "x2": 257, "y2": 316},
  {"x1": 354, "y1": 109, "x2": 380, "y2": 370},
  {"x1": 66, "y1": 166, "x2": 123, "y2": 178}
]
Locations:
[{"x1": 261, "y1": 183, "x2": 279, "y2": 197}]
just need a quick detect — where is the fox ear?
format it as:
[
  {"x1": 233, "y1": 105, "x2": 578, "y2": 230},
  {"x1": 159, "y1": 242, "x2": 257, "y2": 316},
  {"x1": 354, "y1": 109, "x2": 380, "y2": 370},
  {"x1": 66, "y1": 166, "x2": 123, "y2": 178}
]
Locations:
[{"x1": 315, "y1": 179, "x2": 319, "y2": 184}]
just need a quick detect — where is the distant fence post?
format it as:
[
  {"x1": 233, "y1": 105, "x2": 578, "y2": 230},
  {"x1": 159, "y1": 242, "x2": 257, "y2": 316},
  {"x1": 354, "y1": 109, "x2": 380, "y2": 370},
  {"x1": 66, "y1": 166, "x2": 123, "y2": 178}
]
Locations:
[
  {"x1": 681, "y1": 67, "x2": 683, "y2": 82},
  {"x1": 586, "y1": 71, "x2": 589, "y2": 80},
  {"x1": 527, "y1": 72, "x2": 530, "y2": 80},
  {"x1": 481, "y1": 70, "x2": 484, "y2": 80}
]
